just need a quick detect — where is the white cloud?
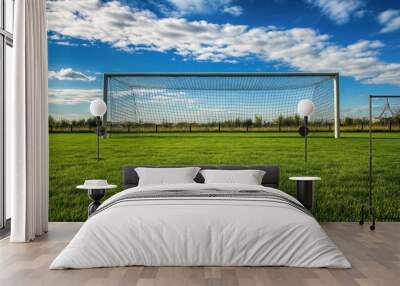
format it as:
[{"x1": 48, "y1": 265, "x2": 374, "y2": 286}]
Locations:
[
  {"x1": 48, "y1": 32, "x2": 90, "y2": 47},
  {"x1": 167, "y1": 0, "x2": 222, "y2": 14},
  {"x1": 49, "y1": 68, "x2": 96, "y2": 81},
  {"x1": 305, "y1": 0, "x2": 365, "y2": 24},
  {"x1": 47, "y1": 0, "x2": 400, "y2": 85},
  {"x1": 378, "y1": 9, "x2": 400, "y2": 33},
  {"x1": 50, "y1": 41, "x2": 84, "y2": 47},
  {"x1": 165, "y1": 0, "x2": 241, "y2": 16},
  {"x1": 48, "y1": 34, "x2": 63, "y2": 41},
  {"x1": 223, "y1": 5, "x2": 243, "y2": 16},
  {"x1": 48, "y1": 88, "x2": 101, "y2": 105}
]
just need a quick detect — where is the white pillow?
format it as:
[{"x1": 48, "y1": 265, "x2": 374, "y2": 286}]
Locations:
[
  {"x1": 200, "y1": 169, "x2": 266, "y2": 185},
  {"x1": 135, "y1": 167, "x2": 200, "y2": 186}
]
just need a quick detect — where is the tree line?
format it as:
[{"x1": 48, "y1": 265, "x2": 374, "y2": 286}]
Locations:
[
  {"x1": 48, "y1": 116, "x2": 100, "y2": 129},
  {"x1": 48, "y1": 114, "x2": 400, "y2": 133},
  {"x1": 49, "y1": 114, "x2": 309, "y2": 130}
]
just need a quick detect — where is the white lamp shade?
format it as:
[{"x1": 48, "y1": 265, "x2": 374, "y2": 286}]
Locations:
[
  {"x1": 90, "y1": 99, "x2": 107, "y2": 117},
  {"x1": 297, "y1": 99, "x2": 315, "y2": 116}
]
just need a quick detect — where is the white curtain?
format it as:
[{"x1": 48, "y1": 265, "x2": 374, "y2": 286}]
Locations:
[{"x1": 8, "y1": 0, "x2": 49, "y2": 242}]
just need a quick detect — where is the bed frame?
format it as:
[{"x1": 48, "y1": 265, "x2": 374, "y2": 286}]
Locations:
[{"x1": 122, "y1": 166, "x2": 280, "y2": 190}]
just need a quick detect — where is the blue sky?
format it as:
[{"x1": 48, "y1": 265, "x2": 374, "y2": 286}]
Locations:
[{"x1": 47, "y1": 0, "x2": 400, "y2": 120}]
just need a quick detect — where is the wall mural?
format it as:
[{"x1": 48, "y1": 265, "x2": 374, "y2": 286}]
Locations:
[{"x1": 47, "y1": 0, "x2": 400, "y2": 222}]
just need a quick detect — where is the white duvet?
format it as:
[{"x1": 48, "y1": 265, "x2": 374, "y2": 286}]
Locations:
[{"x1": 50, "y1": 183, "x2": 351, "y2": 269}]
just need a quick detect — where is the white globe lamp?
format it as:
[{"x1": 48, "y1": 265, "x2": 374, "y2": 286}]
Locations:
[
  {"x1": 297, "y1": 99, "x2": 315, "y2": 163},
  {"x1": 89, "y1": 99, "x2": 107, "y2": 161},
  {"x1": 90, "y1": 99, "x2": 107, "y2": 117},
  {"x1": 297, "y1": 99, "x2": 314, "y2": 117}
]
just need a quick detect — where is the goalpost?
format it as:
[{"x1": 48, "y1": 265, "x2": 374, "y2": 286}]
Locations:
[{"x1": 103, "y1": 72, "x2": 341, "y2": 138}]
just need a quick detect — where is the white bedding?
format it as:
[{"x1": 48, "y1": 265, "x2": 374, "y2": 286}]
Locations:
[{"x1": 50, "y1": 183, "x2": 351, "y2": 269}]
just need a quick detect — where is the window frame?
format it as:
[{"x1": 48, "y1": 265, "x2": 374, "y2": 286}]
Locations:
[{"x1": 0, "y1": 0, "x2": 13, "y2": 231}]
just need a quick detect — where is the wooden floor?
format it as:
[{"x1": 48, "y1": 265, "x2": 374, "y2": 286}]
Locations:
[{"x1": 0, "y1": 222, "x2": 399, "y2": 286}]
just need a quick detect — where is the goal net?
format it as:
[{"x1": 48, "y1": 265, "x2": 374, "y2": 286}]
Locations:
[
  {"x1": 373, "y1": 98, "x2": 400, "y2": 119},
  {"x1": 104, "y1": 73, "x2": 338, "y2": 132},
  {"x1": 370, "y1": 96, "x2": 400, "y2": 131}
]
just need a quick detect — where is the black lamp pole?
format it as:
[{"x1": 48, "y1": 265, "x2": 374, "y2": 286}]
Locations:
[
  {"x1": 96, "y1": 116, "x2": 100, "y2": 161},
  {"x1": 304, "y1": 115, "x2": 308, "y2": 162}
]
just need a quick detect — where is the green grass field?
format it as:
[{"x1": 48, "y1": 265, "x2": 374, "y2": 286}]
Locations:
[{"x1": 49, "y1": 132, "x2": 400, "y2": 222}]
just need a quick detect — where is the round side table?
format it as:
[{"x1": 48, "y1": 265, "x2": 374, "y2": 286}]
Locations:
[
  {"x1": 77, "y1": 184, "x2": 117, "y2": 216},
  {"x1": 289, "y1": 177, "x2": 321, "y2": 210}
]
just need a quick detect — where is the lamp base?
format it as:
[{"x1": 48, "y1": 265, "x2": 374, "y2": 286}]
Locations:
[
  {"x1": 296, "y1": 180, "x2": 314, "y2": 210},
  {"x1": 298, "y1": 126, "x2": 309, "y2": 136},
  {"x1": 87, "y1": 189, "x2": 106, "y2": 216}
]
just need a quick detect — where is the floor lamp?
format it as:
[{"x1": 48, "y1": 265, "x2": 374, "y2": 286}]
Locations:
[
  {"x1": 297, "y1": 99, "x2": 315, "y2": 162},
  {"x1": 90, "y1": 99, "x2": 107, "y2": 161}
]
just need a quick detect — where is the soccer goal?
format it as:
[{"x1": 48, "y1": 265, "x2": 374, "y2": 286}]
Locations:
[
  {"x1": 360, "y1": 95, "x2": 400, "y2": 231},
  {"x1": 103, "y1": 72, "x2": 341, "y2": 138}
]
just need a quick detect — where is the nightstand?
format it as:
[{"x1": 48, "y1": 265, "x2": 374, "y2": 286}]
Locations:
[
  {"x1": 77, "y1": 180, "x2": 117, "y2": 216},
  {"x1": 289, "y1": 177, "x2": 321, "y2": 210}
]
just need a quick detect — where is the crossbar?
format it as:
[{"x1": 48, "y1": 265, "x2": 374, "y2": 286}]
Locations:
[
  {"x1": 104, "y1": 72, "x2": 339, "y2": 77},
  {"x1": 369, "y1": 95, "x2": 400, "y2": 98}
]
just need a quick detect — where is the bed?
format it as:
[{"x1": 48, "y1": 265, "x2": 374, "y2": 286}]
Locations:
[{"x1": 50, "y1": 166, "x2": 350, "y2": 269}]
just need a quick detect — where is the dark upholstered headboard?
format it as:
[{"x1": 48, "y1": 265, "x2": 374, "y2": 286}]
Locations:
[{"x1": 122, "y1": 165, "x2": 280, "y2": 190}]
